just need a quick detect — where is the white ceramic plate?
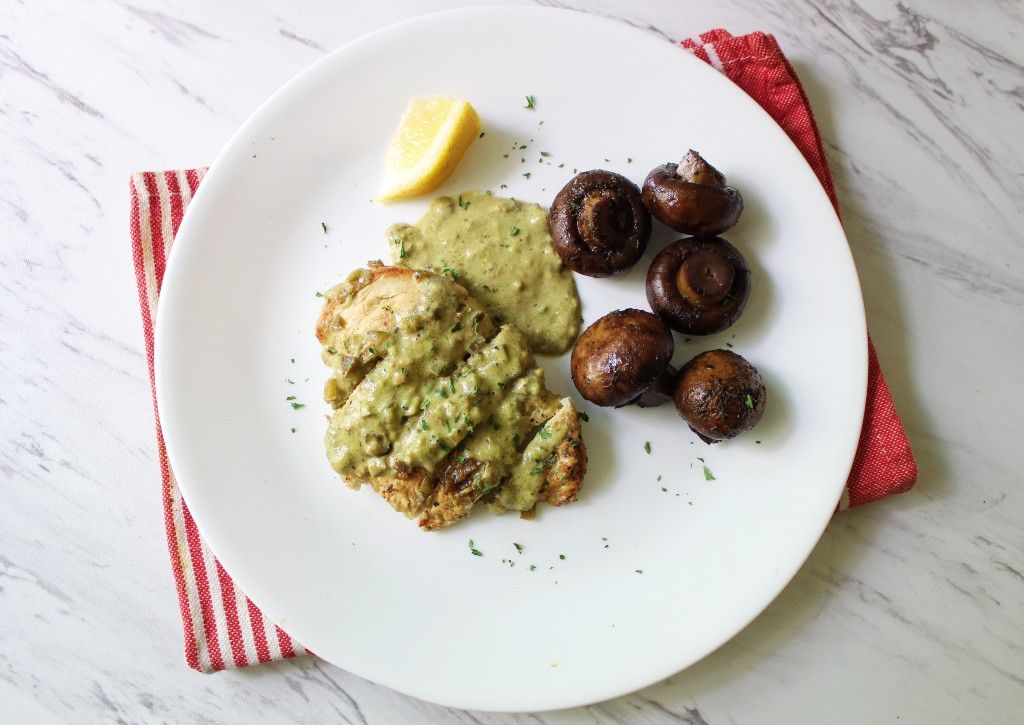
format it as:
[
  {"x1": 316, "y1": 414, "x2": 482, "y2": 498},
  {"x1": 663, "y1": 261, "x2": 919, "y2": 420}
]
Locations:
[{"x1": 156, "y1": 6, "x2": 866, "y2": 712}]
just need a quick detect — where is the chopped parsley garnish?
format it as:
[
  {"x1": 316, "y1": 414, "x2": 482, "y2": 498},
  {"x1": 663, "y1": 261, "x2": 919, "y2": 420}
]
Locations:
[
  {"x1": 509, "y1": 225, "x2": 520, "y2": 236},
  {"x1": 540, "y1": 150, "x2": 551, "y2": 157},
  {"x1": 522, "y1": 172, "x2": 531, "y2": 179},
  {"x1": 290, "y1": 402, "x2": 305, "y2": 410},
  {"x1": 321, "y1": 222, "x2": 328, "y2": 234},
  {"x1": 635, "y1": 569, "x2": 643, "y2": 574},
  {"x1": 579, "y1": 412, "x2": 589, "y2": 422},
  {"x1": 469, "y1": 539, "x2": 483, "y2": 557},
  {"x1": 420, "y1": 419, "x2": 429, "y2": 431},
  {"x1": 656, "y1": 474, "x2": 662, "y2": 481},
  {"x1": 661, "y1": 487, "x2": 668, "y2": 492},
  {"x1": 745, "y1": 394, "x2": 755, "y2": 409},
  {"x1": 627, "y1": 157, "x2": 633, "y2": 163},
  {"x1": 290, "y1": 427, "x2": 296, "y2": 433},
  {"x1": 558, "y1": 554, "x2": 565, "y2": 560},
  {"x1": 524, "y1": 95, "x2": 536, "y2": 109},
  {"x1": 529, "y1": 564, "x2": 536, "y2": 571},
  {"x1": 500, "y1": 183, "x2": 508, "y2": 189},
  {"x1": 399, "y1": 239, "x2": 407, "y2": 259},
  {"x1": 513, "y1": 542, "x2": 523, "y2": 554},
  {"x1": 537, "y1": 425, "x2": 551, "y2": 440},
  {"x1": 315, "y1": 291, "x2": 323, "y2": 297},
  {"x1": 286, "y1": 378, "x2": 295, "y2": 384},
  {"x1": 644, "y1": 441, "x2": 651, "y2": 454},
  {"x1": 457, "y1": 194, "x2": 470, "y2": 210},
  {"x1": 703, "y1": 464, "x2": 715, "y2": 481},
  {"x1": 441, "y1": 266, "x2": 459, "y2": 280},
  {"x1": 456, "y1": 452, "x2": 469, "y2": 463},
  {"x1": 286, "y1": 395, "x2": 296, "y2": 401}
]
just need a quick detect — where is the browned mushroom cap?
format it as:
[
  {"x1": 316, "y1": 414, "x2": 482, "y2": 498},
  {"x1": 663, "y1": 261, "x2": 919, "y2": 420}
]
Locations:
[
  {"x1": 571, "y1": 309, "x2": 674, "y2": 407},
  {"x1": 673, "y1": 349, "x2": 766, "y2": 443},
  {"x1": 550, "y1": 170, "x2": 652, "y2": 277},
  {"x1": 642, "y1": 150, "x2": 743, "y2": 237},
  {"x1": 646, "y1": 237, "x2": 750, "y2": 335}
]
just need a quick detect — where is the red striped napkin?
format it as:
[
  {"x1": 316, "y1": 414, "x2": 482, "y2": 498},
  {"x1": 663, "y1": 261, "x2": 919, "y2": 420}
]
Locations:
[
  {"x1": 130, "y1": 29, "x2": 917, "y2": 672},
  {"x1": 130, "y1": 170, "x2": 308, "y2": 670}
]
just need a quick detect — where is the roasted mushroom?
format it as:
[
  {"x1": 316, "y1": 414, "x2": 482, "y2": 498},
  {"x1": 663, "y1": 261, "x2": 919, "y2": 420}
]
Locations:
[
  {"x1": 550, "y1": 170, "x2": 652, "y2": 277},
  {"x1": 646, "y1": 237, "x2": 750, "y2": 335},
  {"x1": 571, "y1": 309, "x2": 674, "y2": 407},
  {"x1": 642, "y1": 150, "x2": 743, "y2": 237},
  {"x1": 635, "y1": 364, "x2": 677, "y2": 408},
  {"x1": 674, "y1": 349, "x2": 766, "y2": 443}
]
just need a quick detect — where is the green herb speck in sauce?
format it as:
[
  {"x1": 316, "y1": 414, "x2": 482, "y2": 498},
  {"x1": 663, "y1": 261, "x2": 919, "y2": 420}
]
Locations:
[
  {"x1": 540, "y1": 150, "x2": 551, "y2": 157},
  {"x1": 469, "y1": 539, "x2": 483, "y2": 557},
  {"x1": 559, "y1": 554, "x2": 566, "y2": 560},
  {"x1": 522, "y1": 172, "x2": 531, "y2": 179},
  {"x1": 635, "y1": 569, "x2": 643, "y2": 574},
  {"x1": 290, "y1": 402, "x2": 305, "y2": 410},
  {"x1": 529, "y1": 564, "x2": 536, "y2": 571},
  {"x1": 315, "y1": 291, "x2": 323, "y2": 297},
  {"x1": 745, "y1": 394, "x2": 754, "y2": 409},
  {"x1": 286, "y1": 395, "x2": 296, "y2": 401},
  {"x1": 524, "y1": 95, "x2": 536, "y2": 109},
  {"x1": 513, "y1": 542, "x2": 523, "y2": 554},
  {"x1": 656, "y1": 474, "x2": 662, "y2": 481},
  {"x1": 321, "y1": 222, "x2": 328, "y2": 234},
  {"x1": 538, "y1": 425, "x2": 551, "y2": 440},
  {"x1": 290, "y1": 427, "x2": 296, "y2": 433},
  {"x1": 579, "y1": 412, "x2": 589, "y2": 422},
  {"x1": 703, "y1": 464, "x2": 715, "y2": 481},
  {"x1": 509, "y1": 225, "x2": 520, "y2": 236},
  {"x1": 399, "y1": 239, "x2": 407, "y2": 259},
  {"x1": 627, "y1": 157, "x2": 633, "y2": 163},
  {"x1": 458, "y1": 194, "x2": 470, "y2": 210},
  {"x1": 644, "y1": 441, "x2": 651, "y2": 454}
]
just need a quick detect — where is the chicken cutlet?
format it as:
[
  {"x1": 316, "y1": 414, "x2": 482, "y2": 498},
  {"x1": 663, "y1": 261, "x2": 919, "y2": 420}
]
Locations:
[{"x1": 317, "y1": 263, "x2": 586, "y2": 530}]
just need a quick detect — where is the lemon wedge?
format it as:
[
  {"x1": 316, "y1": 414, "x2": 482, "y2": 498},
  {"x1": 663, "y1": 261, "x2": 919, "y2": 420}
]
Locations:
[{"x1": 377, "y1": 97, "x2": 481, "y2": 201}]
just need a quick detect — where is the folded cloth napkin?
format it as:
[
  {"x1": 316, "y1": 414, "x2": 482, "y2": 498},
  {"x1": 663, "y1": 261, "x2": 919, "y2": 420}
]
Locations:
[{"x1": 129, "y1": 29, "x2": 917, "y2": 672}]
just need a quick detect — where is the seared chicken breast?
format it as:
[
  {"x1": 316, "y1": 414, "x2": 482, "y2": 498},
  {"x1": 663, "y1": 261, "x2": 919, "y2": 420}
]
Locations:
[{"x1": 317, "y1": 263, "x2": 586, "y2": 529}]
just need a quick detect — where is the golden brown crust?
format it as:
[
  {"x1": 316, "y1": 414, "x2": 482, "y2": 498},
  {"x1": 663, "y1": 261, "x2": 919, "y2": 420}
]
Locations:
[{"x1": 540, "y1": 402, "x2": 587, "y2": 507}]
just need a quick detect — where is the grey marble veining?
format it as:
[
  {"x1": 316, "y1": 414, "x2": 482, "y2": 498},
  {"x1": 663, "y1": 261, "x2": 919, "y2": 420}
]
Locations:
[{"x1": 1, "y1": 1, "x2": 1022, "y2": 722}]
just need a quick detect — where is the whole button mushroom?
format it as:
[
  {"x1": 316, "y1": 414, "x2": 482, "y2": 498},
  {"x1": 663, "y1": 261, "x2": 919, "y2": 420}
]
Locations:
[
  {"x1": 674, "y1": 349, "x2": 766, "y2": 443},
  {"x1": 550, "y1": 170, "x2": 652, "y2": 277},
  {"x1": 571, "y1": 309, "x2": 674, "y2": 407},
  {"x1": 646, "y1": 237, "x2": 751, "y2": 335},
  {"x1": 642, "y1": 150, "x2": 743, "y2": 237}
]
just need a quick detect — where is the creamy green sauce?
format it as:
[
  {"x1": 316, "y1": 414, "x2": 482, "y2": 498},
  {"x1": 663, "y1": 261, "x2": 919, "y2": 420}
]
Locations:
[
  {"x1": 321, "y1": 269, "x2": 576, "y2": 511},
  {"x1": 388, "y1": 192, "x2": 582, "y2": 356}
]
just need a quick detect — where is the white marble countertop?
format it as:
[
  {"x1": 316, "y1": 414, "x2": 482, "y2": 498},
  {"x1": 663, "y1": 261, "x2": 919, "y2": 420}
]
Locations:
[{"x1": 2, "y1": 0, "x2": 1022, "y2": 722}]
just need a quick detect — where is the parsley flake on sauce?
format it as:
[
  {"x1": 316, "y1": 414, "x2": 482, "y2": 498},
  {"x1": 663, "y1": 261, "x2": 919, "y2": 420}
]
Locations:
[
  {"x1": 321, "y1": 222, "x2": 328, "y2": 234},
  {"x1": 509, "y1": 225, "x2": 520, "y2": 236},
  {"x1": 290, "y1": 402, "x2": 305, "y2": 410},
  {"x1": 468, "y1": 539, "x2": 483, "y2": 557},
  {"x1": 524, "y1": 95, "x2": 536, "y2": 109},
  {"x1": 745, "y1": 394, "x2": 755, "y2": 409},
  {"x1": 644, "y1": 441, "x2": 651, "y2": 454},
  {"x1": 513, "y1": 542, "x2": 523, "y2": 554}
]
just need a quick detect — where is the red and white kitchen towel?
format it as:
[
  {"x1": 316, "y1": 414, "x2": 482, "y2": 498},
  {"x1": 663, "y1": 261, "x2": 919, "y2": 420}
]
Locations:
[{"x1": 130, "y1": 29, "x2": 917, "y2": 672}]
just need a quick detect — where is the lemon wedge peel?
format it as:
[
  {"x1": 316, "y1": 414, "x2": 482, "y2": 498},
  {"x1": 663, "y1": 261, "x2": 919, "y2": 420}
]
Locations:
[{"x1": 377, "y1": 97, "x2": 481, "y2": 202}]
